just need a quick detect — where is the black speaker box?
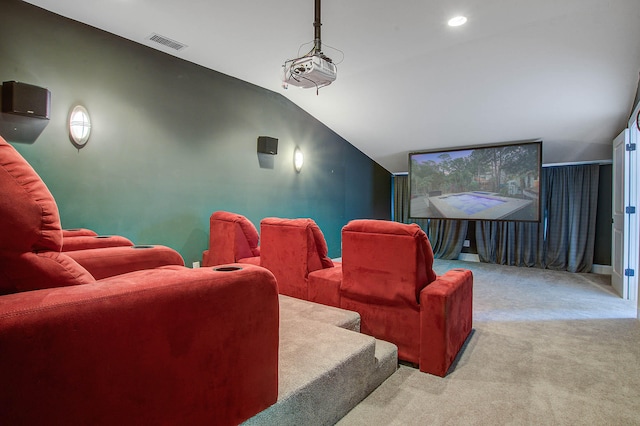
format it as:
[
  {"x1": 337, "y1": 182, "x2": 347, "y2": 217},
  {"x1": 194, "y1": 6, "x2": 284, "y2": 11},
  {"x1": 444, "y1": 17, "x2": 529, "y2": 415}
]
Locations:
[
  {"x1": 257, "y1": 136, "x2": 278, "y2": 155},
  {"x1": 1, "y1": 81, "x2": 51, "y2": 119}
]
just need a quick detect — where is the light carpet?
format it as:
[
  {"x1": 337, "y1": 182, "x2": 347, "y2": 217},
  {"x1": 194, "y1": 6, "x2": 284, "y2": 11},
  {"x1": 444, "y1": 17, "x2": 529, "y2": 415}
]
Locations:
[
  {"x1": 338, "y1": 259, "x2": 640, "y2": 425},
  {"x1": 243, "y1": 295, "x2": 397, "y2": 426}
]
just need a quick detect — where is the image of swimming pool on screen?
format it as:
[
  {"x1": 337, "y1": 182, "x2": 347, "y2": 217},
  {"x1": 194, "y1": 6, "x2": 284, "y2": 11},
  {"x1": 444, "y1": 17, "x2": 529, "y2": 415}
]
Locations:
[
  {"x1": 409, "y1": 141, "x2": 541, "y2": 221},
  {"x1": 410, "y1": 191, "x2": 536, "y2": 221}
]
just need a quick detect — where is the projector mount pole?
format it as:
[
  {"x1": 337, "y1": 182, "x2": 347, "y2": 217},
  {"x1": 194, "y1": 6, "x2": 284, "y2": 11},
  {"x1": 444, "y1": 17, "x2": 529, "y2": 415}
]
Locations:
[{"x1": 313, "y1": 0, "x2": 322, "y2": 55}]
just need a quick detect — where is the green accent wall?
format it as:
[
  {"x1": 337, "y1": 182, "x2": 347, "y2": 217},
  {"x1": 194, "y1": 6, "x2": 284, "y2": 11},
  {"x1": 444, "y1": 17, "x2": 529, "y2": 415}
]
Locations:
[{"x1": 0, "y1": 0, "x2": 391, "y2": 264}]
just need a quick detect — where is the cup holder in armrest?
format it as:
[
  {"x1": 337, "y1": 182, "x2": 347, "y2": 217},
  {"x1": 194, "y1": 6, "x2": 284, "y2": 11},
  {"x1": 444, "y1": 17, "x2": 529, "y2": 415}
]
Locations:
[
  {"x1": 131, "y1": 245, "x2": 155, "y2": 249},
  {"x1": 213, "y1": 266, "x2": 243, "y2": 272}
]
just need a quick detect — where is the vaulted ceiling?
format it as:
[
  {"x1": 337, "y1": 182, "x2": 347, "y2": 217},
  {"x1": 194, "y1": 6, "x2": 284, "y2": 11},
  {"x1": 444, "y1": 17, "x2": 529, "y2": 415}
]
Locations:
[{"x1": 24, "y1": 0, "x2": 640, "y2": 172}]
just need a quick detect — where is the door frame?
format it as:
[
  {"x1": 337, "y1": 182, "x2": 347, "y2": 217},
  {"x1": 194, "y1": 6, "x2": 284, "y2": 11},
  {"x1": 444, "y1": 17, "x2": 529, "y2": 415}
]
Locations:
[
  {"x1": 625, "y1": 104, "x2": 640, "y2": 304},
  {"x1": 612, "y1": 129, "x2": 628, "y2": 298},
  {"x1": 629, "y1": 103, "x2": 640, "y2": 314}
]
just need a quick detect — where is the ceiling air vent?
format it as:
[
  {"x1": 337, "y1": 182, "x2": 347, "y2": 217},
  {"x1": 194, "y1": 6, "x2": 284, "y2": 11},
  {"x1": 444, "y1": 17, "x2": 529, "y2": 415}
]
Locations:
[{"x1": 147, "y1": 33, "x2": 187, "y2": 51}]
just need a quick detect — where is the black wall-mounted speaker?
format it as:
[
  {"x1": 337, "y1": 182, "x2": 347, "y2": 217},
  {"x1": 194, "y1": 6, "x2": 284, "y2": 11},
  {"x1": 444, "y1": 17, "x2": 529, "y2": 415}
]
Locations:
[
  {"x1": 1, "y1": 81, "x2": 51, "y2": 120},
  {"x1": 257, "y1": 136, "x2": 278, "y2": 155}
]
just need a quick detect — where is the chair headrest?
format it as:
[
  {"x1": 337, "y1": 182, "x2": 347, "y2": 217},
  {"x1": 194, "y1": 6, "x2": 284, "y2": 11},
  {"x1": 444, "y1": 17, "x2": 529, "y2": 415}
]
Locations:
[
  {"x1": 343, "y1": 219, "x2": 424, "y2": 237},
  {"x1": 343, "y1": 219, "x2": 437, "y2": 285},
  {"x1": 0, "y1": 136, "x2": 62, "y2": 253},
  {"x1": 211, "y1": 211, "x2": 260, "y2": 255},
  {"x1": 261, "y1": 217, "x2": 333, "y2": 269}
]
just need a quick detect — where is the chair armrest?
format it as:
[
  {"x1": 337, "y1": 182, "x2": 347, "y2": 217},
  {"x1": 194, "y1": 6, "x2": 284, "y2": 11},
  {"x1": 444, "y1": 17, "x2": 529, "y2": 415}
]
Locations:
[
  {"x1": 62, "y1": 228, "x2": 98, "y2": 237},
  {"x1": 238, "y1": 255, "x2": 261, "y2": 265},
  {"x1": 0, "y1": 264, "x2": 279, "y2": 425},
  {"x1": 308, "y1": 263, "x2": 343, "y2": 307},
  {"x1": 202, "y1": 248, "x2": 211, "y2": 266},
  {"x1": 61, "y1": 234, "x2": 134, "y2": 251},
  {"x1": 65, "y1": 244, "x2": 185, "y2": 279},
  {"x1": 419, "y1": 268, "x2": 473, "y2": 376}
]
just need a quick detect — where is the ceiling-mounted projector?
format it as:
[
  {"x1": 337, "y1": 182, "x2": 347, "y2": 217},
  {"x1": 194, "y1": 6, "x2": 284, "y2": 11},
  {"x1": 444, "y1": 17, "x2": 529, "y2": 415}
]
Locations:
[
  {"x1": 282, "y1": 54, "x2": 337, "y2": 89},
  {"x1": 281, "y1": 0, "x2": 339, "y2": 92}
]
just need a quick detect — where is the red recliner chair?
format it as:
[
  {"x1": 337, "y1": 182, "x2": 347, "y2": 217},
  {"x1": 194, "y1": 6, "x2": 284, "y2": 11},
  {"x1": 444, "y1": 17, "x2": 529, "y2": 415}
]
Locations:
[
  {"x1": 0, "y1": 137, "x2": 184, "y2": 285},
  {"x1": 0, "y1": 136, "x2": 279, "y2": 424},
  {"x1": 259, "y1": 217, "x2": 337, "y2": 300},
  {"x1": 309, "y1": 219, "x2": 473, "y2": 377},
  {"x1": 202, "y1": 211, "x2": 261, "y2": 267}
]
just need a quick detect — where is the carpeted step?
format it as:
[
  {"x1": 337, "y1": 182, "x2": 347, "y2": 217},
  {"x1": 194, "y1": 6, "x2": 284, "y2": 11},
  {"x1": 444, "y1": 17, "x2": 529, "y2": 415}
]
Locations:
[
  {"x1": 278, "y1": 294, "x2": 361, "y2": 332},
  {"x1": 366, "y1": 338, "x2": 398, "y2": 396},
  {"x1": 243, "y1": 298, "x2": 398, "y2": 426}
]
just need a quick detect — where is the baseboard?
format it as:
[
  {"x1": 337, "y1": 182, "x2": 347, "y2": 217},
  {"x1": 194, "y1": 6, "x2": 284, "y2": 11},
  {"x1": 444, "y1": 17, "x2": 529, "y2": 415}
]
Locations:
[
  {"x1": 457, "y1": 253, "x2": 480, "y2": 262},
  {"x1": 591, "y1": 264, "x2": 612, "y2": 275},
  {"x1": 453, "y1": 256, "x2": 612, "y2": 274}
]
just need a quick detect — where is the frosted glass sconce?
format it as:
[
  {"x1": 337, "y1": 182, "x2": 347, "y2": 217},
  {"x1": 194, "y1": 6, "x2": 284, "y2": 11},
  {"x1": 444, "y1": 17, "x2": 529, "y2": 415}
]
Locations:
[
  {"x1": 69, "y1": 105, "x2": 91, "y2": 149},
  {"x1": 294, "y1": 147, "x2": 304, "y2": 172}
]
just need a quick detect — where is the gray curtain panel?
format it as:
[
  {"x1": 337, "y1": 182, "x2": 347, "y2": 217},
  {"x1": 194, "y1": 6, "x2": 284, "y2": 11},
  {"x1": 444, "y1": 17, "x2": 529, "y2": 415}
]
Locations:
[
  {"x1": 544, "y1": 164, "x2": 599, "y2": 272},
  {"x1": 475, "y1": 221, "x2": 542, "y2": 267},
  {"x1": 475, "y1": 164, "x2": 599, "y2": 272},
  {"x1": 393, "y1": 175, "x2": 467, "y2": 259},
  {"x1": 393, "y1": 174, "x2": 410, "y2": 223},
  {"x1": 427, "y1": 219, "x2": 468, "y2": 259},
  {"x1": 396, "y1": 165, "x2": 600, "y2": 271}
]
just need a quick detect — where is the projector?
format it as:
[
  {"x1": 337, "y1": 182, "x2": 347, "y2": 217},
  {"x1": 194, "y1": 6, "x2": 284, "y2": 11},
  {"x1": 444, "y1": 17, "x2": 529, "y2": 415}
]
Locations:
[{"x1": 282, "y1": 54, "x2": 337, "y2": 89}]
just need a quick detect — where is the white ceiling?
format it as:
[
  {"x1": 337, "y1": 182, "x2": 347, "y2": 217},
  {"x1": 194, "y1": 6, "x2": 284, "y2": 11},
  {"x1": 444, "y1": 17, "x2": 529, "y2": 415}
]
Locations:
[{"x1": 24, "y1": 0, "x2": 640, "y2": 172}]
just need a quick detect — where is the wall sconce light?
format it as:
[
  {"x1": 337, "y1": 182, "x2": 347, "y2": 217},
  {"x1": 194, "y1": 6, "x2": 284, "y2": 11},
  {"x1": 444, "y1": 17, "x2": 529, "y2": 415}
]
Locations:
[
  {"x1": 68, "y1": 105, "x2": 91, "y2": 149},
  {"x1": 294, "y1": 147, "x2": 304, "y2": 173}
]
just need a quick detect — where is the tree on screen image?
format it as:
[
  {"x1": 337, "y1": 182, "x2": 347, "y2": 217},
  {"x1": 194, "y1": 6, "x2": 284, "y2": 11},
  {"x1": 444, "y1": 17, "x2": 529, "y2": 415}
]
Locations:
[{"x1": 411, "y1": 144, "x2": 539, "y2": 198}]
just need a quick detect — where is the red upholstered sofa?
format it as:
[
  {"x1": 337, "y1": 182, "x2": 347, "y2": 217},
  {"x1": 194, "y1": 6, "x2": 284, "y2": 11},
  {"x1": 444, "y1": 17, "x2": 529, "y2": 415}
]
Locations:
[
  {"x1": 202, "y1": 211, "x2": 261, "y2": 266},
  {"x1": 259, "y1": 217, "x2": 337, "y2": 300},
  {"x1": 309, "y1": 219, "x2": 473, "y2": 377},
  {"x1": 0, "y1": 136, "x2": 279, "y2": 424}
]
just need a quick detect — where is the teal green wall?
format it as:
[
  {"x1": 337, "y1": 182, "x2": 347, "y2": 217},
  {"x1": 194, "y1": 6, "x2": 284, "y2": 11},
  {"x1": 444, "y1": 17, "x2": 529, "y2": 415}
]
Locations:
[{"x1": 0, "y1": 0, "x2": 391, "y2": 264}]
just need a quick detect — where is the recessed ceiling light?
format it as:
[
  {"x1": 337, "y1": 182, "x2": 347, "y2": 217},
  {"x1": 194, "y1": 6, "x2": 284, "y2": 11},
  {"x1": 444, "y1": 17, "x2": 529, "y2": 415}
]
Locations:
[{"x1": 448, "y1": 16, "x2": 468, "y2": 27}]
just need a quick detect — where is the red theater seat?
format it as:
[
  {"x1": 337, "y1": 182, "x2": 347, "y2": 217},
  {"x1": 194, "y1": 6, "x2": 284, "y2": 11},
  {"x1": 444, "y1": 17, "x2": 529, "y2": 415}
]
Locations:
[
  {"x1": 202, "y1": 211, "x2": 261, "y2": 266},
  {"x1": 309, "y1": 219, "x2": 473, "y2": 377},
  {"x1": 0, "y1": 135, "x2": 279, "y2": 424},
  {"x1": 260, "y1": 217, "x2": 337, "y2": 300}
]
